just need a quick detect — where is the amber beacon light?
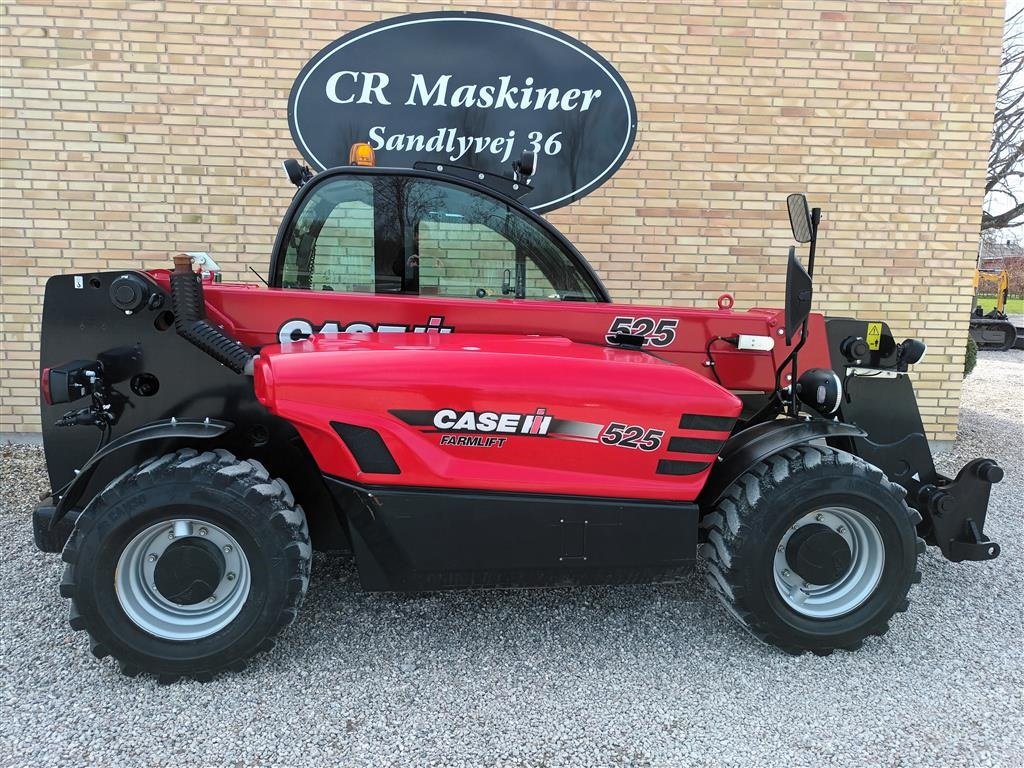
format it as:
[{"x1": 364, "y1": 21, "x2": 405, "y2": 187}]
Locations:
[{"x1": 348, "y1": 142, "x2": 376, "y2": 167}]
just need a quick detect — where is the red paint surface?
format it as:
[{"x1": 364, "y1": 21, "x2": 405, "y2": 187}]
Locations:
[
  {"x1": 150, "y1": 272, "x2": 832, "y2": 391},
  {"x1": 255, "y1": 333, "x2": 742, "y2": 501},
  {"x1": 150, "y1": 273, "x2": 835, "y2": 499}
]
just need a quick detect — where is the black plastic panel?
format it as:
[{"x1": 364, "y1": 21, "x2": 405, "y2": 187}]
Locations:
[
  {"x1": 327, "y1": 478, "x2": 698, "y2": 591},
  {"x1": 678, "y1": 414, "x2": 735, "y2": 432},
  {"x1": 656, "y1": 459, "x2": 710, "y2": 476},
  {"x1": 667, "y1": 436, "x2": 725, "y2": 454},
  {"x1": 331, "y1": 422, "x2": 401, "y2": 474}
]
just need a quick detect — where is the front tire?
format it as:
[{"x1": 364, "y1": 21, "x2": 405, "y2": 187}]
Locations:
[
  {"x1": 60, "y1": 448, "x2": 311, "y2": 681},
  {"x1": 700, "y1": 445, "x2": 924, "y2": 654}
]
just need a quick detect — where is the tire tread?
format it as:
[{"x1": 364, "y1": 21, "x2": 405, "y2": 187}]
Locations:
[
  {"x1": 60, "y1": 448, "x2": 311, "y2": 682},
  {"x1": 700, "y1": 444, "x2": 924, "y2": 655}
]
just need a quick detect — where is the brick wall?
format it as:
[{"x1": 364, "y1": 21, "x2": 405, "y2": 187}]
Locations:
[{"x1": 0, "y1": 0, "x2": 1004, "y2": 439}]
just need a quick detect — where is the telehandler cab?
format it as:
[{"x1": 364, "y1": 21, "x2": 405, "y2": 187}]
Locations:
[{"x1": 34, "y1": 148, "x2": 1003, "y2": 681}]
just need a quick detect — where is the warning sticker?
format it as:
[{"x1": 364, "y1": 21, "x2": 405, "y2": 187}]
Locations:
[{"x1": 866, "y1": 322, "x2": 882, "y2": 351}]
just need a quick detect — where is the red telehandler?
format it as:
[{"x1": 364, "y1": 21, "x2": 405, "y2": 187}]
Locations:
[{"x1": 33, "y1": 148, "x2": 1002, "y2": 681}]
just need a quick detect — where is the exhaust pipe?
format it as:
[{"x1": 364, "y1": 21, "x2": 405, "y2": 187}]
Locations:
[{"x1": 170, "y1": 254, "x2": 255, "y2": 374}]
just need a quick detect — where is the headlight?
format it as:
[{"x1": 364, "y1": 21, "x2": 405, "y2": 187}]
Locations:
[{"x1": 796, "y1": 368, "x2": 843, "y2": 415}]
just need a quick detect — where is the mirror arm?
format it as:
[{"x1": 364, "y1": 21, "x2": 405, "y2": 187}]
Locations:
[
  {"x1": 771, "y1": 321, "x2": 810, "y2": 418},
  {"x1": 806, "y1": 207, "x2": 821, "y2": 276},
  {"x1": 789, "y1": 319, "x2": 809, "y2": 416}
]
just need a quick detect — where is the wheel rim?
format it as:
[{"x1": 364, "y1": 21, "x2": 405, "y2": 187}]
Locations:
[
  {"x1": 115, "y1": 518, "x2": 251, "y2": 640},
  {"x1": 772, "y1": 506, "x2": 885, "y2": 619}
]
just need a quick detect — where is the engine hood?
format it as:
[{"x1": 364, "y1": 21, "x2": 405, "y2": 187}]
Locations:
[{"x1": 253, "y1": 332, "x2": 742, "y2": 501}]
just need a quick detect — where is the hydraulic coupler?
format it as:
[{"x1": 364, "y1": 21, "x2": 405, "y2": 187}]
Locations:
[{"x1": 917, "y1": 458, "x2": 1003, "y2": 562}]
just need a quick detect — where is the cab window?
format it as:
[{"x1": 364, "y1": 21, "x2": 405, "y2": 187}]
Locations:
[
  {"x1": 276, "y1": 173, "x2": 600, "y2": 301},
  {"x1": 280, "y1": 178, "x2": 375, "y2": 292}
]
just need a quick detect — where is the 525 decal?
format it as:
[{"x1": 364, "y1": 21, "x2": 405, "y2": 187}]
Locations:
[
  {"x1": 605, "y1": 316, "x2": 678, "y2": 347},
  {"x1": 600, "y1": 423, "x2": 665, "y2": 452}
]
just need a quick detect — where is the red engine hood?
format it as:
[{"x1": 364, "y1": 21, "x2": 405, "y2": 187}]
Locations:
[{"x1": 253, "y1": 333, "x2": 741, "y2": 501}]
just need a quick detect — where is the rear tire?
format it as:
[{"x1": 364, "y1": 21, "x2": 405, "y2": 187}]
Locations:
[
  {"x1": 700, "y1": 444, "x2": 923, "y2": 654},
  {"x1": 60, "y1": 448, "x2": 311, "y2": 681}
]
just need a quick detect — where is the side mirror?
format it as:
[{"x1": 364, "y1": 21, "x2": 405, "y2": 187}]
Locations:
[
  {"x1": 787, "y1": 193, "x2": 814, "y2": 243},
  {"x1": 784, "y1": 246, "x2": 813, "y2": 344},
  {"x1": 514, "y1": 150, "x2": 536, "y2": 180},
  {"x1": 283, "y1": 158, "x2": 313, "y2": 188}
]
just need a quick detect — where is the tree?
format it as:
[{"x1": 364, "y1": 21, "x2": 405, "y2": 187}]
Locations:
[{"x1": 983, "y1": 7, "x2": 1024, "y2": 232}]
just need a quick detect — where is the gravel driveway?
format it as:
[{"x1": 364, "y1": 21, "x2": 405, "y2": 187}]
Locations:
[{"x1": 2, "y1": 352, "x2": 1022, "y2": 768}]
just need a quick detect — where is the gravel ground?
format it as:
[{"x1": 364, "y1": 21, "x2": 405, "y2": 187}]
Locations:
[{"x1": 2, "y1": 353, "x2": 1022, "y2": 768}]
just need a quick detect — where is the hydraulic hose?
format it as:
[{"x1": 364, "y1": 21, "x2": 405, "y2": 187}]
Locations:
[{"x1": 169, "y1": 254, "x2": 255, "y2": 374}]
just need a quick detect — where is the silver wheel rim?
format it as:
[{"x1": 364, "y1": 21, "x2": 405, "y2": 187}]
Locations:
[
  {"x1": 773, "y1": 506, "x2": 885, "y2": 619},
  {"x1": 115, "y1": 519, "x2": 251, "y2": 640}
]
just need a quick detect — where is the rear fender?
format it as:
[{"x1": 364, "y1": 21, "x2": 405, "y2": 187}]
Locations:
[
  {"x1": 698, "y1": 418, "x2": 867, "y2": 508},
  {"x1": 38, "y1": 416, "x2": 351, "y2": 556},
  {"x1": 48, "y1": 418, "x2": 233, "y2": 528},
  {"x1": 33, "y1": 418, "x2": 231, "y2": 553}
]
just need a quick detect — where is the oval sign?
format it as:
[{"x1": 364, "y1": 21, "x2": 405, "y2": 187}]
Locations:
[{"x1": 288, "y1": 11, "x2": 637, "y2": 213}]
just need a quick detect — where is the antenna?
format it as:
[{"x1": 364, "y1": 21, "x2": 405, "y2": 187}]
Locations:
[{"x1": 249, "y1": 266, "x2": 269, "y2": 286}]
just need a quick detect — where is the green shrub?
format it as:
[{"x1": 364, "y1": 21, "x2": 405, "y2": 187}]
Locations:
[{"x1": 964, "y1": 336, "x2": 978, "y2": 377}]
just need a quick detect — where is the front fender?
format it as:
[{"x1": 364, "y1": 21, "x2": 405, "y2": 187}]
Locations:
[{"x1": 698, "y1": 418, "x2": 866, "y2": 508}]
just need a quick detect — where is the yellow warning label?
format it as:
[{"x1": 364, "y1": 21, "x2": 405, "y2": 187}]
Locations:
[{"x1": 866, "y1": 322, "x2": 882, "y2": 351}]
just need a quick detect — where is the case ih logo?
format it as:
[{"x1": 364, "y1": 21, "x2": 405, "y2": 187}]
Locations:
[
  {"x1": 278, "y1": 316, "x2": 454, "y2": 343},
  {"x1": 434, "y1": 408, "x2": 553, "y2": 435},
  {"x1": 390, "y1": 408, "x2": 609, "y2": 447},
  {"x1": 391, "y1": 408, "x2": 553, "y2": 436}
]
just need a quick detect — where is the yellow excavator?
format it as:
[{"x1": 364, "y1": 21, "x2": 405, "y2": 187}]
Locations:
[{"x1": 970, "y1": 268, "x2": 1022, "y2": 350}]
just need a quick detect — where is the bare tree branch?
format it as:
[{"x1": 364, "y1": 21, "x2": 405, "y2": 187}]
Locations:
[
  {"x1": 984, "y1": 10, "x2": 1024, "y2": 231},
  {"x1": 983, "y1": 201, "x2": 1024, "y2": 230}
]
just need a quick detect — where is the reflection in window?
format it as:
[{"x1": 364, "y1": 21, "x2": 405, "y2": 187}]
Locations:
[
  {"x1": 281, "y1": 178, "x2": 375, "y2": 292},
  {"x1": 417, "y1": 217, "x2": 517, "y2": 298}
]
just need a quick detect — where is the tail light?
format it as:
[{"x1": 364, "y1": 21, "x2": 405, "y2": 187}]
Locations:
[
  {"x1": 40, "y1": 367, "x2": 53, "y2": 406},
  {"x1": 40, "y1": 360, "x2": 98, "y2": 405}
]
